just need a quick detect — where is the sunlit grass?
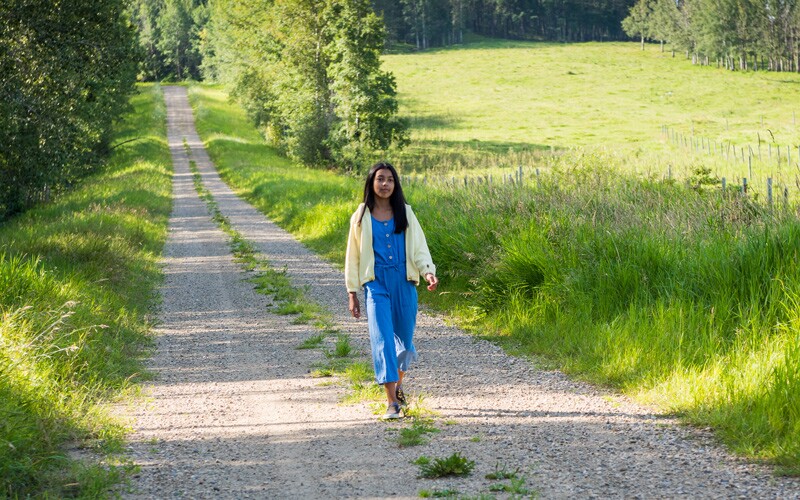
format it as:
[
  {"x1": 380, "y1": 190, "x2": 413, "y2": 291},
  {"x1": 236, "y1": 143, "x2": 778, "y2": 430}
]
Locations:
[
  {"x1": 383, "y1": 39, "x2": 800, "y2": 182},
  {"x1": 0, "y1": 84, "x2": 171, "y2": 496}
]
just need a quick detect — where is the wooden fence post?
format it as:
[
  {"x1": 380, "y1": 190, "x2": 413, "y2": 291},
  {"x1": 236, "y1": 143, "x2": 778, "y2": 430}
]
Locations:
[
  {"x1": 768, "y1": 177, "x2": 773, "y2": 207},
  {"x1": 743, "y1": 177, "x2": 748, "y2": 195}
]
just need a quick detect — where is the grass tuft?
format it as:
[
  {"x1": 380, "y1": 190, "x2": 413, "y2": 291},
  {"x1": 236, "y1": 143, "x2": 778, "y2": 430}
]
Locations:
[
  {"x1": 297, "y1": 332, "x2": 326, "y2": 350},
  {"x1": 395, "y1": 419, "x2": 440, "y2": 447},
  {"x1": 488, "y1": 476, "x2": 532, "y2": 495},
  {"x1": 418, "y1": 488, "x2": 461, "y2": 498},
  {"x1": 415, "y1": 452, "x2": 475, "y2": 479}
]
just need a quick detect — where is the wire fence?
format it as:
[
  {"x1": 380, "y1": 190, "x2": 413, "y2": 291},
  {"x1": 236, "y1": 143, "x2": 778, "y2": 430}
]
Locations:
[{"x1": 404, "y1": 159, "x2": 797, "y2": 213}]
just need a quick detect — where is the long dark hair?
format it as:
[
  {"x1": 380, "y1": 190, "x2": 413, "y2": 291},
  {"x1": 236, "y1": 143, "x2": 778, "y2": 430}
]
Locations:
[{"x1": 359, "y1": 162, "x2": 408, "y2": 233}]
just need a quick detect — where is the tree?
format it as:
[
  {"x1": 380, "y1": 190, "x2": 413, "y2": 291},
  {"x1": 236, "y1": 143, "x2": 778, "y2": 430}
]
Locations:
[
  {"x1": 205, "y1": 0, "x2": 407, "y2": 169},
  {"x1": 0, "y1": 0, "x2": 139, "y2": 219},
  {"x1": 649, "y1": 0, "x2": 680, "y2": 51},
  {"x1": 129, "y1": 0, "x2": 207, "y2": 81},
  {"x1": 325, "y1": 0, "x2": 409, "y2": 164},
  {"x1": 622, "y1": 0, "x2": 654, "y2": 49},
  {"x1": 130, "y1": 0, "x2": 164, "y2": 79},
  {"x1": 157, "y1": 0, "x2": 196, "y2": 79}
]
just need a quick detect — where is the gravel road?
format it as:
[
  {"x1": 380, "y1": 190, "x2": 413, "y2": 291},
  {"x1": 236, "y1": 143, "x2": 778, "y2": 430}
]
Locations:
[{"x1": 119, "y1": 86, "x2": 800, "y2": 498}]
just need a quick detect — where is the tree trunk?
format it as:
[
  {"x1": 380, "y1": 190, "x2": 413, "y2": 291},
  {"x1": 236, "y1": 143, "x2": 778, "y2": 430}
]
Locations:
[
  {"x1": 641, "y1": 34, "x2": 645, "y2": 50},
  {"x1": 422, "y1": 7, "x2": 427, "y2": 49}
]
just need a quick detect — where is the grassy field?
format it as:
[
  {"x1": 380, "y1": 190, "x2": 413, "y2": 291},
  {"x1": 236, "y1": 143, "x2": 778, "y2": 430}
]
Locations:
[
  {"x1": 0, "y1": 84, "x2": 171, "y2": 496},
  {"x1": 383, "y1": 38, "x2": 800, "y2": 198},
  {"x1": 188, "y1": 38, "x2": 800, "y2": 474}
]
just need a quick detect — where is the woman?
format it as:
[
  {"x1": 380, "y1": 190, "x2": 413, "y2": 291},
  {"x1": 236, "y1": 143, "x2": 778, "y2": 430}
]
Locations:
[{"x1": 345, "y1": 162, "x2": 438, "y2": 420}]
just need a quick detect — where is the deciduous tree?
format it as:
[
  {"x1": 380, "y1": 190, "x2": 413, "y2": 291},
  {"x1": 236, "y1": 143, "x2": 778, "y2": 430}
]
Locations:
[
  {"x1": 205, "y1": 0, "x2": 407, "y2": 169},
  {"x1": 622, "y1": 0, "x2": 654, "y2": 49},
  {"x1": 0, "y1": 0, "x2": 139, "y2": 219}
]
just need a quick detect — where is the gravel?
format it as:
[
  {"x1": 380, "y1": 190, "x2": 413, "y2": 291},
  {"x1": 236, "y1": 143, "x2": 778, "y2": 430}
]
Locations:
[{"x1": 119, "y1": 86, "x2": 800, "y2": 499}]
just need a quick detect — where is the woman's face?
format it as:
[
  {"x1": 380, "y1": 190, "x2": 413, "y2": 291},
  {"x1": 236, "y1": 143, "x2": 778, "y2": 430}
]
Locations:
[{"x1": 372, "y1": 168, "x2": 395, "y2": 201}]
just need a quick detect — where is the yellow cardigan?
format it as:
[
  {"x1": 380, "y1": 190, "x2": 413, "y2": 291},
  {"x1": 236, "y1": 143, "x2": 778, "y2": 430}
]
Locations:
[{"x1": 345, "y1": 203, "x2": 436, "y2": 293}]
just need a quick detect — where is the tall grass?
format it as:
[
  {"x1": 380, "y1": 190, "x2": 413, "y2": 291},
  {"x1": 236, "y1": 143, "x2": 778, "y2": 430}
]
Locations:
[
  {"x1": 0, "y1": 84, "x2": 171, "y2": 496},
  {"x1": 189, "y1": 82, "x2": 800, "y2": 472}
]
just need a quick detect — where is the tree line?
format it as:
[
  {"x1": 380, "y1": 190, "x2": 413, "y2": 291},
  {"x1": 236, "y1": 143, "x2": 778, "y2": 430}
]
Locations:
[
  {"x1": 0, "y1": 0, "x2": 139, "y2": 220},
  {"x1": 129, "y1": 0, "x2": 637, "y2": 83},
  {"x1": 623, "y1": 0, "x2": 800, "y2": 72},
  {"x1": 129, "y1": 0, "x2": 208, "y2": 80},
  {"x1": 374, "y1": 0, "x2": 634, "y2": 49}
]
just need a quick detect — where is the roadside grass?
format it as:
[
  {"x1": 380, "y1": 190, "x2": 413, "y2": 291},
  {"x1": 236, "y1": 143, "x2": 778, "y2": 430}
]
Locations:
[
  {"x1": 187, "y1": 67, "x2": 800, "y2": 473},
  {"x1": 0, "y1": 84, "x2": 171, "y2": 497}
]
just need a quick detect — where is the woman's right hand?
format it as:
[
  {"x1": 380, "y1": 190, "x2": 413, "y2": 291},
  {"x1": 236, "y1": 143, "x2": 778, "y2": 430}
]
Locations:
[{"x1": 348, "y1": 292, "x2": 360, "y2": 319}]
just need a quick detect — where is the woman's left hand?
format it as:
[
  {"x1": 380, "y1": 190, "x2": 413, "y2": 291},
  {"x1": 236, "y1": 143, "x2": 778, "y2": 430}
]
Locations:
[{"x1": 424, "y1": 273, "x2": 438, "y2": 291}]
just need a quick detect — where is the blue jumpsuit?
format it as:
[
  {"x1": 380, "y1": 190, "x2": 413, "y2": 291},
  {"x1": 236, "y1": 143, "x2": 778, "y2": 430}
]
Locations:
[{"x1": 364, "y1": 216, "x2": 419, "y2": 384}]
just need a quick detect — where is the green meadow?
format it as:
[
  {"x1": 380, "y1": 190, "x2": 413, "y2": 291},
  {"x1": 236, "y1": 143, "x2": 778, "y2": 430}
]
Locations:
[
  {"x1": 383, "y1": 38, "x2": 800, "y2": 198},
  {"x1": 0, "y1": 84, "x2": 171, "y2": 496},
  {"x1": 189, "y1": 38, "x2": 800, "y2": 473}
]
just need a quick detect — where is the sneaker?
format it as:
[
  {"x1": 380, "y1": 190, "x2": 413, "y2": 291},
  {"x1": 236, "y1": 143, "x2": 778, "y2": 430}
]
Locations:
[
  {"x1": 380, "y1": 402, "x2": 402, "y2": 420},
  {"x1": 395, "y1": 385, "x2": 407, "y2": 408}
]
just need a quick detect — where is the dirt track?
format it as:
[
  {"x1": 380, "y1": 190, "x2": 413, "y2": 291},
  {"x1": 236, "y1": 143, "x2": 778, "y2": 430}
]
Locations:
[{"x1": 119, "y1": 86, "x2": 800, "y2": 498}]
